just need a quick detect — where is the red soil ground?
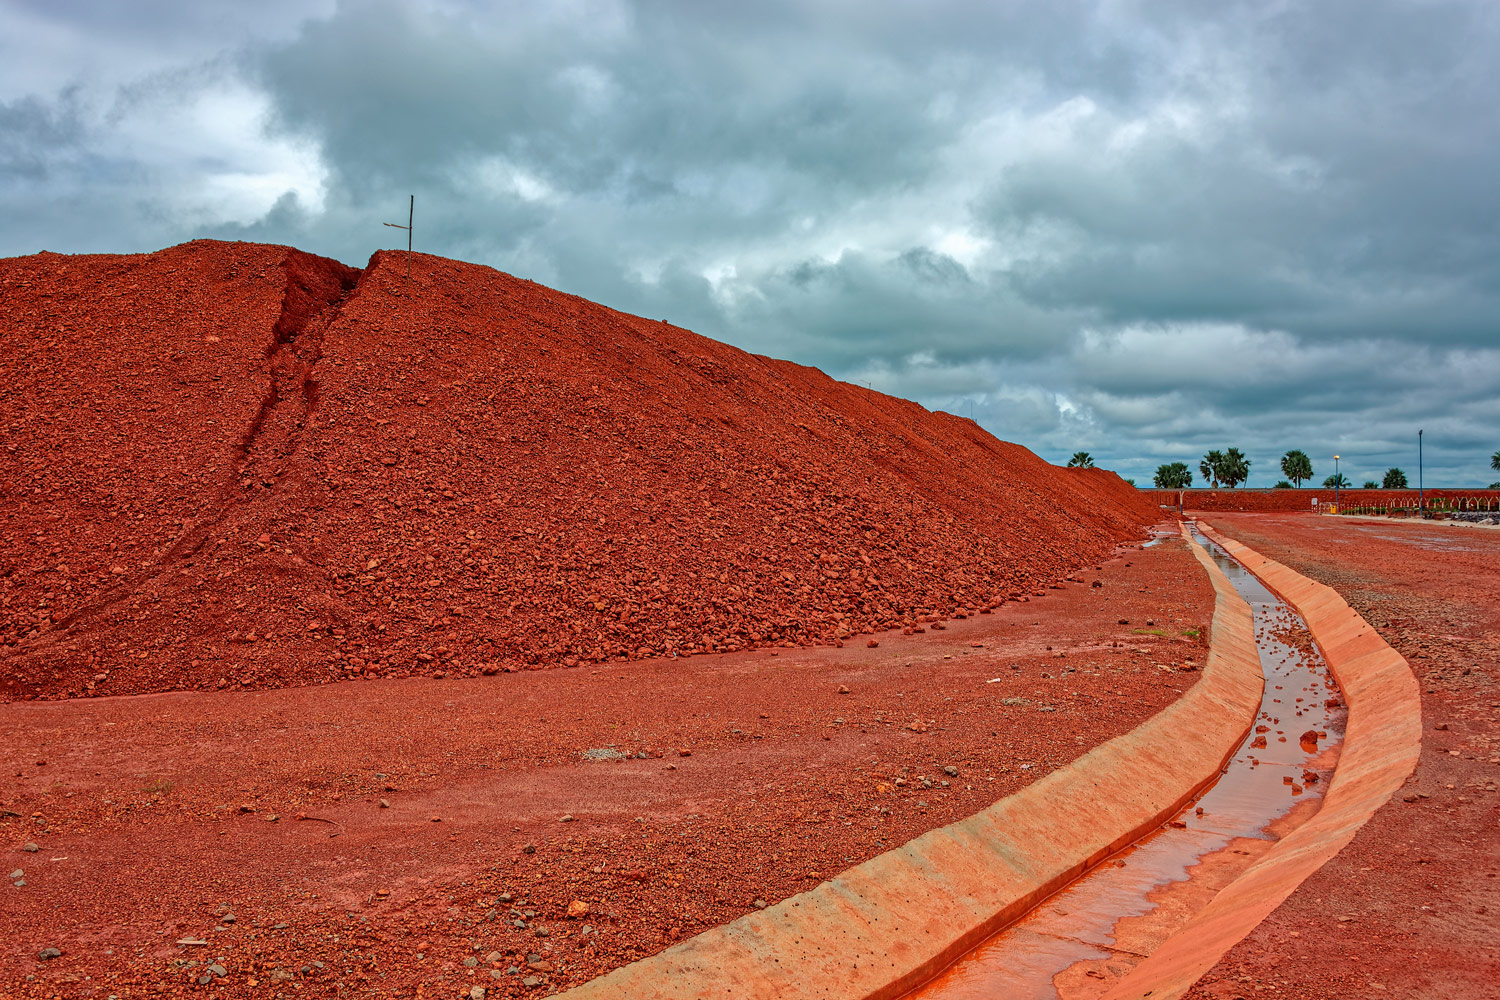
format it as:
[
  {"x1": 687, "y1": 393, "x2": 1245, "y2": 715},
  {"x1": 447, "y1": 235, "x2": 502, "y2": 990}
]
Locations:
[
  {"x1": 1, "y1": 241, "x2": 1155, "y2": 702},
  {"x1": 1185, "y1": 513, "x2": 1500, "y2": 1000},
  {"x1": 0, "y1": 534, "x2": 1211, "y2": 997}
]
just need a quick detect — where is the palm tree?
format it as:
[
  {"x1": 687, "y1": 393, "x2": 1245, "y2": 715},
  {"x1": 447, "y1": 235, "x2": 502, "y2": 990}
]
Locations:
[
  {"x1": 1492, "y1": 450, "x2": 1500, "y2": 473},
  {"x1": 1219, "y1": 448, "x2": 1252, "y2": 488},
  {"x1": 1323, "y1": 473, "x2": 1352, "y2": 489},
  {"x1": 1154, "y1": 462, "x2": 1192, "y2": 488},
  {"x1": 1200, "y1": 450, "x2": 1225, "y2": 487},
  {"x1": 1067, "y1": 452, "x2": 1095, "y2": 468},
  {"x1": 1382, "y1": 468, "x2": 1408, "y2": 489},
  {"x1": 1280, "y1": 449, "x2": 1314, "y2": 487}
]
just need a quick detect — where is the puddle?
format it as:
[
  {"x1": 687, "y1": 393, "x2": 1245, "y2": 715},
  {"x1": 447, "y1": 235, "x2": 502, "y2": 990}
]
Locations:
[
  {"x1": 1139, "y1": 528, "x2": 1176, "y2": 548},
  {"x1": 906, "y1": 527, "x2": 1346, "y2": 999}
]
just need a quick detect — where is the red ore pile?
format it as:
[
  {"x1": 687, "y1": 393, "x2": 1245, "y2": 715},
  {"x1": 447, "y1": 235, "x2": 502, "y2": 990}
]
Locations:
[{"x1": 0, "y1": 241, "x2": 1156, "y2": 699}]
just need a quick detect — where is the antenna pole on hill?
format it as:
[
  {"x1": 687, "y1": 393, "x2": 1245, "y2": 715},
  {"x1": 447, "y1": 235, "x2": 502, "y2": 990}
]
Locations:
[{"x1": 383, "y1": 194, "x2": 413, "y2": 281}]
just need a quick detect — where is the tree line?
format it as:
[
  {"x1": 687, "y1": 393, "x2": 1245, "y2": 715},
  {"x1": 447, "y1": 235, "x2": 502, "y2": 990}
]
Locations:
[
  {"x1": 1153, "y1": 449, "x2": 1427, "y2": 490},
  {"x1": 1072, "y1": 448, "x2": 1500, "y2": 489}
]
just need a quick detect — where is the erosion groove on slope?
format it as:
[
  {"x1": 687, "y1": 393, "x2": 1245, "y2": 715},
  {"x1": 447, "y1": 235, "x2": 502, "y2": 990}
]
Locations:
[
  {"x1": 9, "y1": 249, "x2": 361, "y2": 642},
  {"x1": 552, "y1": 525, "x2": 1262, "y2": 1000}
]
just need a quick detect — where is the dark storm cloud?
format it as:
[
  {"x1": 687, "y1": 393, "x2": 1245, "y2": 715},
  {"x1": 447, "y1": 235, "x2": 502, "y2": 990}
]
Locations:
[{"x1": 2, "y1": 0, "x2": 1497, "y2": 485}]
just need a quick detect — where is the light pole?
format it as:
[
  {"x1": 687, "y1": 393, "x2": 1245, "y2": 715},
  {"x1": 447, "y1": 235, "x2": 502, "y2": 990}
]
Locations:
[
  {"x1": 1334, "y1": 455, "x2": 1341, "y2": 512},
  {"x1": 1418, "y1": 430, "x2": 1424, "y2": 514}
]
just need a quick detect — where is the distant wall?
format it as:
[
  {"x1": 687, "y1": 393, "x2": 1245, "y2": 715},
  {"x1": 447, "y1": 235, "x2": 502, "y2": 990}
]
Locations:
[{"x1": 1140, "y1": 488, "x2": 1500, "y2": 513}]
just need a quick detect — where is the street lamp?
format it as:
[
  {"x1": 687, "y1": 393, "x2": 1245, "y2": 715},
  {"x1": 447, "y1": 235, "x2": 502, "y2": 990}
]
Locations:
[
  {"x1": 1334, "y1": 455, "x2": 1341, "y2": 512},
  {"x1": 1418, "y1": 430, "x2": 1424, "y2": 514}
]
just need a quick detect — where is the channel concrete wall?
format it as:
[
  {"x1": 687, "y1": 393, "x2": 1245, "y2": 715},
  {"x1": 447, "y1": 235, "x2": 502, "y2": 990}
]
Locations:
[{"x1": 1099, "y1": 521, "x2": 1422, "y2": 1000}]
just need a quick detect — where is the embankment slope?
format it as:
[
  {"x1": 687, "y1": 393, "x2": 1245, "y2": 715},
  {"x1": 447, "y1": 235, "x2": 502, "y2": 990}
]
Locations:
[{"x1": 1, "y1": 241, "x2": 1155, "y2": 698}]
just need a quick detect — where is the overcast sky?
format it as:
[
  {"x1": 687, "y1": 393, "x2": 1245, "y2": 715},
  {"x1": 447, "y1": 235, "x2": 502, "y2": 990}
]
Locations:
[{"x1": 4, "y1": 0, "x2": 1498, "y2": 486}]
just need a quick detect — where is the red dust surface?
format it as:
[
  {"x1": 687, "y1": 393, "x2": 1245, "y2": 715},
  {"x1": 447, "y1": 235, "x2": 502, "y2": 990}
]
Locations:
[
  {"x1": 0, "y1": 534, "x2": 1213, "y2": 997},
  {"x1": 1, "y1": 241, "x2": 1156, "y2": 701},
  {"x1": 1185, "y1": 513, "x2": 1500, "y2": 1000}
]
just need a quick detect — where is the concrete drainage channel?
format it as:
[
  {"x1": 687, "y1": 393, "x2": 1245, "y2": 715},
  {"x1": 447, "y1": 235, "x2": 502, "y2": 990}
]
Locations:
[
  {"x1": 554, "y1": 523, "x2": 1420, "y2": 1000},
  {"x1": 907, "y1": 526, "x2": 1344, "y2": 998}
]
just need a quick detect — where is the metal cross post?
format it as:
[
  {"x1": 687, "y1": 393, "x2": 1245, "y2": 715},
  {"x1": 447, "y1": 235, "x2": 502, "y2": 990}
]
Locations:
[
  {"x1": 1418, "y1": 429, "x2": 1424, "y2": 514},
  {"x1": 383, "y1": 195, "x2": 413, "y2": 280}
]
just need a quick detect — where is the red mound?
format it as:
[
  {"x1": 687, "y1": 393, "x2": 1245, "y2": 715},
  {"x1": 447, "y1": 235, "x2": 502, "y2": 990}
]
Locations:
[{"x1": 1, "y1": 241, "x2": 1155, "y2": 699}]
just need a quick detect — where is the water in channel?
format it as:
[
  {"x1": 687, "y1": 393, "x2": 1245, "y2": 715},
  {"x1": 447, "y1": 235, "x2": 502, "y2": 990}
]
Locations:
[{"x1": 908, "y1": 527, "x2": 1346, "y2": 999}]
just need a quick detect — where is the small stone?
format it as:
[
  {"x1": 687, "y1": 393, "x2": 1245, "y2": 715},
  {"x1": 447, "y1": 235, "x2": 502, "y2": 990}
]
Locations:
[
  {"x1": 273, "y1": 923, "x2": 289, "y2": 930},
  {"x1": 208, "y1": 963, "x2": 227, "y2": 977},
  {"x1": 837, "y1": 685, "x2": 850, "y2": 694},
  {"x1": 521, "y1": 844, "x2": 536, "y2": 854},
  {"x1": 22, "y1": 843, "x2": 38, "y2": 853},
  {"x1": 942, "y1": 765, "x2": 960, "y2": 777},
  {"x1": 463, "y1": 957, "x2": 479, "y2": 967},
  {"x1": 431, "y1": 815, "x2": 442, "y2": 822},
  {"x1": 470, "y1": 988, "x2": 486, "y2": 1000},
  {"x1": 752, "y1": 898, "x2": 768, "y2": 909},
  {"x1": 567, "y1": 899, "x2": 589, "y2": 918},
  {"x1": 198, "y1": 975, "x2": 212, "y2": 986},
  {"x1": 38, "y1": 947, "x2": 61, "y2": 960},
  {"x1": 523, "y1": 976, "x2": 543, "y2": 987},
  {"x1": 866, "y1": 640, "x2": 879, "y2": 648},
  {"x1": 221, "y1": 914, "x2": 235, "y2": 924},
  {"x1": 678, "y1": 749, "x2": 691, "y2": 757},
  {"x1": 379, "y1": 799, "x2": 390, "y2": 809},
  {"x1": 559, "y1": 814, "x2": 575, "y2": 823},
  {"x1": 487, "y1": 951, "x2": 503, "y2": 963},
  {"x1": 8, "y1": 870, "x2": 20, "y2": 880},
  {"x1": 534, "y1": 927, "x2": 550, "y2": 937},
  {"x1": 12, "y1": 879, "x2": 24, "y2": 887}
]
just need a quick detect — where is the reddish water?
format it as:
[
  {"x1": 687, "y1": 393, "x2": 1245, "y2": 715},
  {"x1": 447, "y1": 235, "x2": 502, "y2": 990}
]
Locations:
[{"x1": 909, "y1": 527, "x2": 1345, "y2": 999}]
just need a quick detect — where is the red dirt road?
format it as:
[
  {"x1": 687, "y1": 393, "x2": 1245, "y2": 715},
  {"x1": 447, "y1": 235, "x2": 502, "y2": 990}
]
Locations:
[
  {"x1": 1186, "y1": 513, "x2": 1500, "y2": 1000},
  {"x1": 0, "y1": 533, "x2": 1210, "y2": 997}
]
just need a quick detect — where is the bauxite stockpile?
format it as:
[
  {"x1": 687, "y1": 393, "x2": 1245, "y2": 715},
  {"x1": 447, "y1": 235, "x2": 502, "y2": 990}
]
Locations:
[{"x1": 1, "y1": 241, "x2": 1155, "y2": 700}]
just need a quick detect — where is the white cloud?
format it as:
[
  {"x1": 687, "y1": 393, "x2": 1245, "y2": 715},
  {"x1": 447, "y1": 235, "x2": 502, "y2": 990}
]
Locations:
[{"x1": 3, "y1": 0, "x2": 1499, "y2": 486}]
